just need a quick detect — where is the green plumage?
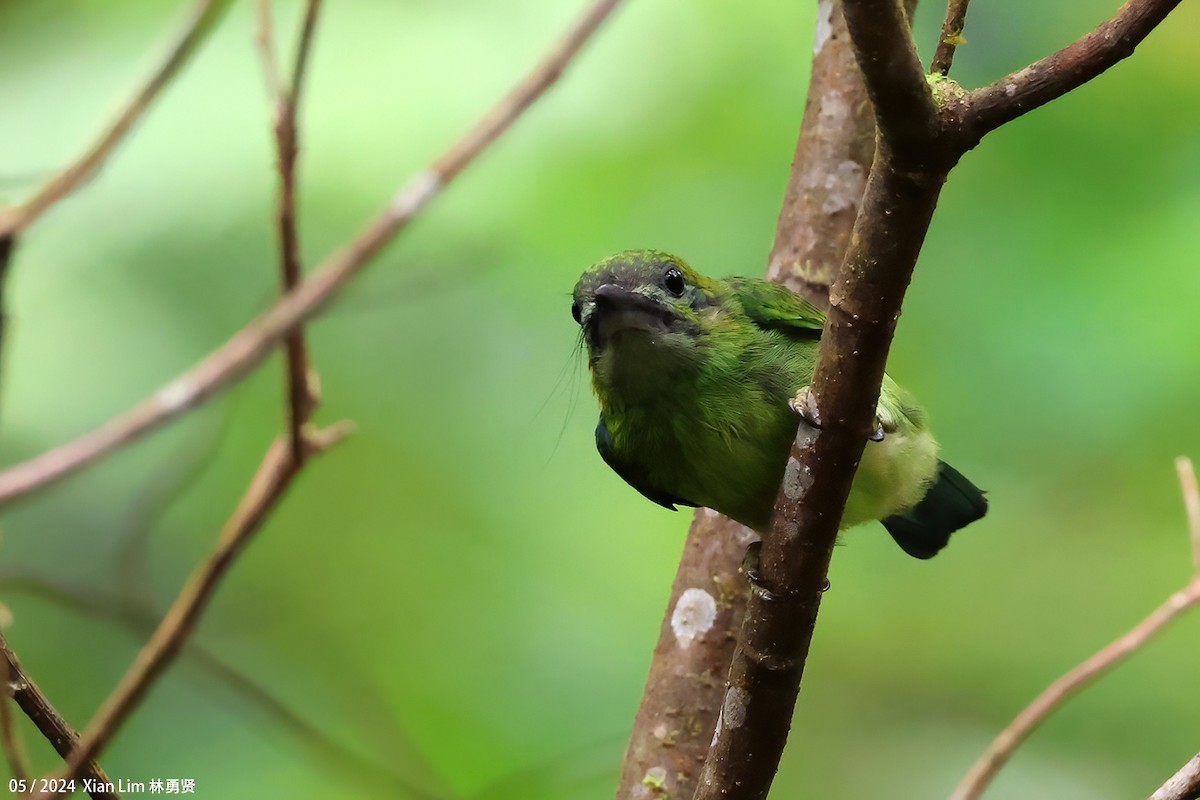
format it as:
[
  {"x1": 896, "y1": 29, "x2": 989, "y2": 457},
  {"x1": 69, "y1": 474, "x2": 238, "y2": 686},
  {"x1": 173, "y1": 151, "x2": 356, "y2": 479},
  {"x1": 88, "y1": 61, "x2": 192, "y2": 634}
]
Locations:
[{"x1": 572, "y1": 250, "x2": 986, "y2": 558}]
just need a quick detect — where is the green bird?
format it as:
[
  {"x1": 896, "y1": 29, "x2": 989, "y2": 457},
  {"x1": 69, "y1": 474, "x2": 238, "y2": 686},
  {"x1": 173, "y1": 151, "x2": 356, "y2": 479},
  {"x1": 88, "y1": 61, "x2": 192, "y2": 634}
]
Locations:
[{"x1": 571, "y1": 249, "x2": 986, "y2": 558}]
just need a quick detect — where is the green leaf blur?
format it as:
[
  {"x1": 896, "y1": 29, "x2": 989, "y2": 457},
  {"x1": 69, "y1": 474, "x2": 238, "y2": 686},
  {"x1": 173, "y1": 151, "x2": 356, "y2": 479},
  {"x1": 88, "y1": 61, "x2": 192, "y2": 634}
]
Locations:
[{"x1": 0, "y1": 1, "x2": 1197, "y2": 798}]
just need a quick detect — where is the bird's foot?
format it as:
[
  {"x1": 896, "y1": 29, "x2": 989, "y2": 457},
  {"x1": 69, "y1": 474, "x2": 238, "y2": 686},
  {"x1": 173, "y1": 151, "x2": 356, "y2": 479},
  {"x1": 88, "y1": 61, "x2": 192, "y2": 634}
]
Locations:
[
  {"x1": 870, "y1": 404, "x2": 898, "y2": 443},
  {"x1": 742, "y1": 541, "x2": 831, "y2": 598},
  {"x1": 792, "y1": 386, "x2": 894, "y2": 443},
  {"x1": 741, "y1": 541, "x2": 781, "y2": 602},
  {"x1": 789, "y1": 386, "x2": 823, "y2": 429},
  {"x1": 741, "y1": 540, "x2": 762, "y2": 581}
]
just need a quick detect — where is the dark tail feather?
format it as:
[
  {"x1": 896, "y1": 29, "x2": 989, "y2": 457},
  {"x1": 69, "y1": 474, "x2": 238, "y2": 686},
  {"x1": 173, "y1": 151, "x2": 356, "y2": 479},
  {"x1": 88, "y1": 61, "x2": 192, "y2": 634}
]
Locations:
[{"x1": 882, "y1": 461, "x2": 987, "y2": 559}]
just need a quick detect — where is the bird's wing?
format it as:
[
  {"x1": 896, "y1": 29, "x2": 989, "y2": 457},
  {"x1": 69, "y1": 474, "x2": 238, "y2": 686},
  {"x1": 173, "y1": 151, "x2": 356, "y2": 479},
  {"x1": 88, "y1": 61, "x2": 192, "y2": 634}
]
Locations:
[
  {"x1": 728, "y1": 277, "x2": 826, "y2": 334},
  {"x1": 595, "y1": 416, "x2": 696, "y2": 512}
]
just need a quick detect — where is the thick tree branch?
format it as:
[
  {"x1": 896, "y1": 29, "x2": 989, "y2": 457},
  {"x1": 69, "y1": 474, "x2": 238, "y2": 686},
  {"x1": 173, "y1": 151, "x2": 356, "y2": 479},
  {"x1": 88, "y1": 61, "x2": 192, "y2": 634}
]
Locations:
[
  {"x1": 931, "y1": 0, "x2": 971, "y2": 75},
  {"x1": 839, "y1": 0, "x2": 937, "y2": 162},
  {"x1": 1153, "y1": 752, "x2": 1200, "y2": 800},
  {"x1": 766, "y1": 3, "x2": 876, "y2": 310},
  {"x1": 613, "y1": 512, "x2": 756, "y2": 797},
  {"x1": 696, "y1": 147, "x2": 948, "y2": 800},
  {"x1": 614, "y1": 4, "x2": 876, "y2": 796},
  {"x1": 963, "y1": 0, "x2": 1183, "y2": 141},
  {"x1": 692, "y1": 2, "x2": 948, "y2": 794},
  {"x1": 951, "y1": 458, "x2": 1200, "y2": 800},
  {"x1": 0, "y1": 0, "x2": 623, "y2": 509},
  {"x1": 690, "y1": 1, "x2": 1182, "y2": 794},
  {"x1": 0, "y1": 0, "x2": 230, "y2": 237},
  {"x1": 0, "y1": 633, "x2": 116, "y2": 799}
]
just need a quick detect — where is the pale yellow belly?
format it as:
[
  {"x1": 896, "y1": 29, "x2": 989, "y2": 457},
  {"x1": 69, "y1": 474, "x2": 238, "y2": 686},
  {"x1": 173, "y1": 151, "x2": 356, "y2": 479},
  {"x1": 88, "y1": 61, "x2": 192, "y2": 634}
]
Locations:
[{"x1": 842, "y1": 428, "x2": 940, "y2": 529}]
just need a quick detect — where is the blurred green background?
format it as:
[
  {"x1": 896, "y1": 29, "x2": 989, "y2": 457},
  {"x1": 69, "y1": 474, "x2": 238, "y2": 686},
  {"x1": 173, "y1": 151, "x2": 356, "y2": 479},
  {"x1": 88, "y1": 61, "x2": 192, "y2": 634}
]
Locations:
[{"x1": 1, "y1": 1, "x2": 1198, "y2": 798}]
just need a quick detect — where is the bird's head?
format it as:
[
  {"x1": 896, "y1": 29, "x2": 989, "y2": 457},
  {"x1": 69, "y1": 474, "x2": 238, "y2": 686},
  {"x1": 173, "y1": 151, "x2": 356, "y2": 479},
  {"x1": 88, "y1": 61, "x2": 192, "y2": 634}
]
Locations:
[
  {"x1": 571, "y1": 250, "x2": 718, "y2": 363},
  {"x1": 571, "y1": 251, "x2": 727, "y2": 402}
]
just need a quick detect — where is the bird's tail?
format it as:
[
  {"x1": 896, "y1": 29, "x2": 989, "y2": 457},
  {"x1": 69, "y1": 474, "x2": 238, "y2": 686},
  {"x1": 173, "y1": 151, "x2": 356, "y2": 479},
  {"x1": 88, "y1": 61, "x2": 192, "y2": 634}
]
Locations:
[{"x1": 882, "y1": 461, "x2": 987, "y2": 559}]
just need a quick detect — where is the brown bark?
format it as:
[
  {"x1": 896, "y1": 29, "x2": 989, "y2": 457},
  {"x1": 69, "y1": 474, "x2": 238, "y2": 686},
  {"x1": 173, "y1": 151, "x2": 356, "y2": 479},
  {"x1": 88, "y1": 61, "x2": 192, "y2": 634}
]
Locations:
[
  {"x1": 614, "y1": 3, "x2": 876, "y2": 797},
  {"x1": 0, "y1": 633, "x2": 117, "y2": 799},
  {"x1": 1152, "y1": 752, "x2": 1200, "y2": 800},
  {"x1": 695, "y1": 144, "x2": 950, "y2": 800},
  {"x1": 693, "y1": 0, "x2": 1183, "y2": 796},
  {"x1": 766, "y1": 2, "x2": 876, "y2": 311}
]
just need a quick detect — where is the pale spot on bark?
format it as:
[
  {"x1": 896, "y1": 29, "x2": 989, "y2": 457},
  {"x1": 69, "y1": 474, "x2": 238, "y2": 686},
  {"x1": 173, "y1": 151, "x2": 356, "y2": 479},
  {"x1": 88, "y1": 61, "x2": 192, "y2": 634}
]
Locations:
[
  {"x1": 389, "y1": 169, "x2": 441, "y2": 219},
  {"x1": 818, "y1": 92, "x2": 850, "y2": 131},
  {"x1": 158, "y1": 377, "x2": 198, "y2": 413},
  {"x1": 783, "y1": 456, "x2": 812, "y2": 500},
  {"x1": 671, "y1": 588, "x2": 717, "y2": 648},
  {"x1": 814, "y1": 0, "x2": 834, "y2": 55},
  {"x1": 822, "y1": 160, "x2": 866, "y2": 214},
  {"x1": 722, "y1": 686, "x2": 749, "y2": 728},
  {"x1": 644, "y1": 765, "x2": 667, "y2": 785},
  {"x1": 732, "y1": 524, "x2": 759, "y2": 546}
]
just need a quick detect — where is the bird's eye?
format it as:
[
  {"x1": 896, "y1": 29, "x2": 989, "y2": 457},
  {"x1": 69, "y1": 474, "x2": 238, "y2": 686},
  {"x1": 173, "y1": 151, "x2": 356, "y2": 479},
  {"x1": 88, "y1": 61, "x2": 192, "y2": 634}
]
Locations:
[
  {"x1": 571, "y1": 300, "x2": 582, "y2": 324},
  {"x1": 663, "y1": 267, "x2": 685, "y2": 297}
]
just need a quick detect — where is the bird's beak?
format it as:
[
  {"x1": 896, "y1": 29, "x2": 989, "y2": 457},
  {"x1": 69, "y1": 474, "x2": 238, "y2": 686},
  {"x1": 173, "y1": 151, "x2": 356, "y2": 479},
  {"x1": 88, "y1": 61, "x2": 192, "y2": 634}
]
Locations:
[
  {"x1": 593, "y1": 284, "x2": 661, "y2": 313},
  {"x1": 586, "y1": 284, "x2": 674, "y2": 346}
]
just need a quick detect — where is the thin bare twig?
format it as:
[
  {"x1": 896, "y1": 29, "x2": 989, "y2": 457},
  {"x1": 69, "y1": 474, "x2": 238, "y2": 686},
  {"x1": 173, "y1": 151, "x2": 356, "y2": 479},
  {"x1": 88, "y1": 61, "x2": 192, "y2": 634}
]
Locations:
[
  {"x1": 1177, "y1": 457, "x2": 1200, "y2": 571},
  {"x1": 1152, "y1": 752, "x2": 1200, "y2": 800},
  {"x1": 48, "y1": 0, "x2": 340, "y2": 767},
  {"x1": 256, "y1": 0, "x2": 324, "y2": 462},
  {"x1": 0, "y1": 0, "x2": 230, "y2": 237},
  {"x1": 51, "y1": 0, "x2": 334, "y2": 761},
  {"x1": 0, "y1": 0, "x2": 624, "y2": 510},
  {"x1": 0, "y1": 626, "x2": 32, "y2": 788},
  {"x1": 0, "y1": 571, "x2": 440, "y2": 799},
  {"x1": 0, "y1": 235, "x2": 12, "y2": 385},
  {"x1": 41, "y1": 427, "x2": 348, "y2": 797},
  {"x1": 951, "y1": 579, "x2": 1200, "y2": 800},
  {"x1": 115, "y1": 413, "x2": 233, "y2": 606},
  {"x1": 20, "y1": 5, "x2": 629, "y2": 783},
  {"x1": 290, "y1": 0, "x2": 323, "y2": 96},
  {"x1": 963, "y1": 0, "x2": 1183, "y2": 141},
  {"x1": 932, "y1": 0, "x2": 972, "y2": 75},
  {"x1": 951, "y1": 458, "x2": 1200, "y2": 800},
  {"x1": 0, "y1": 633, "x2": 116, "y2": 799},
  {"x1": 254, "y1": 0, "x2": 285, "y2": 102}
]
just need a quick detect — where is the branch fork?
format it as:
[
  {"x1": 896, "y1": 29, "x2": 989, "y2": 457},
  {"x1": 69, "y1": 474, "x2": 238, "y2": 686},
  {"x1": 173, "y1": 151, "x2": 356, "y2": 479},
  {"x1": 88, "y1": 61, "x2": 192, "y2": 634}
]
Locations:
[{"x1": 684, "y1": 1, "x2": 1185, "y2": 797}]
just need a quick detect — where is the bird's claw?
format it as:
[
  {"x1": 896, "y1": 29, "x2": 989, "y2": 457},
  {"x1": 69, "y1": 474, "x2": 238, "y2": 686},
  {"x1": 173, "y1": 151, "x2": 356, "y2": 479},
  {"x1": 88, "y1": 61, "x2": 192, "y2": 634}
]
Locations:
[
  {"x1": 789, "y1": 386, "x2": 822, "y2": 429},
  {"x1": 741, "y1": 540, "x2": 762, "y2": 582},
  {"x1": 793, "y1": 387, "x2": 897, "y2": 443},
  {"x1": 741, "y1": 541, "x2": 783, "y2": 602},
  {"x1": 743, "y1": 541, "x2": 831, "y2": 599},
  {"x1": 871, "y1": 404, "x2": 898, "y2": 443}
]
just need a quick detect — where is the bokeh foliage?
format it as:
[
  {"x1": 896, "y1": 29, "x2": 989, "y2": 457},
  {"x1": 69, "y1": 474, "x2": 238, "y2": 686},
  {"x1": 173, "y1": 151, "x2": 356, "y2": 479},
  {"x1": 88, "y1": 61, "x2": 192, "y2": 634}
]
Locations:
[{"x1": 0, "y1": 1, "x2": 1197, "y2": 797}]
